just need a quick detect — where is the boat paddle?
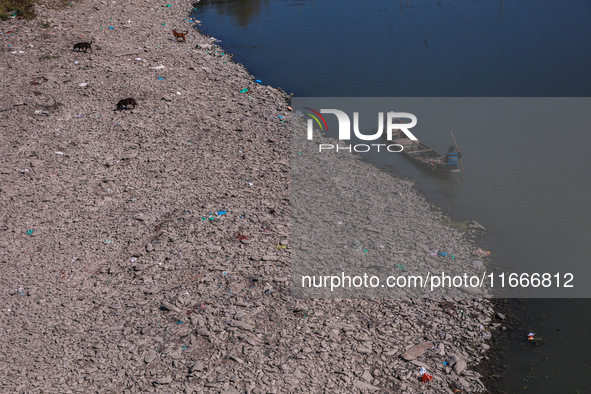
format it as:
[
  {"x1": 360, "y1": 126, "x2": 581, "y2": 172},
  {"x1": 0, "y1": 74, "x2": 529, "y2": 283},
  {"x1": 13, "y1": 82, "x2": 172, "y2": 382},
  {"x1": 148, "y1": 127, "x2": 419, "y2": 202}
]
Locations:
[{"x1": 450, "y1": 131, "x2": 464, "y2": 180}]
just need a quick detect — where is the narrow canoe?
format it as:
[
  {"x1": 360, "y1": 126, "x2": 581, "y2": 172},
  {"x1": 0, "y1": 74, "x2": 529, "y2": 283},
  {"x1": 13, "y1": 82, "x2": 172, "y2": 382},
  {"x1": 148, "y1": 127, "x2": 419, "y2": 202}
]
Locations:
[{"x1": 391, "y1": 132, "x2": 460, "y2": 174}]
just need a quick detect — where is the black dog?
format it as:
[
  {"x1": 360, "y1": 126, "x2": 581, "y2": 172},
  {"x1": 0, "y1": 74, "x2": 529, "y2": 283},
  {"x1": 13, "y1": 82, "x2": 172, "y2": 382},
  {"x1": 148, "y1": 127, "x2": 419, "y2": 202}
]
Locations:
[
  {"x1": 73, "y1": 40, "x2": 93, "y2": 53},
  {"x1": 116, "y1": 98, "x2": 137, "y2": 110}
]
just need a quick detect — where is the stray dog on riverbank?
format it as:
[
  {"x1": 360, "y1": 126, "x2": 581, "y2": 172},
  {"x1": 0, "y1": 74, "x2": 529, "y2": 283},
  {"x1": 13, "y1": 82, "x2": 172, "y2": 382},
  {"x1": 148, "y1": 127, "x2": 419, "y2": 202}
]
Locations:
[
  {"x1": 172, "y1": 30, "x2": 188, "y2": 42},
  {"x1": 73, "y1": 40, "x2": 93, "y2": 53},
  {"x1": 115, "y1": 98, "x2": 137, "y2": 111}
]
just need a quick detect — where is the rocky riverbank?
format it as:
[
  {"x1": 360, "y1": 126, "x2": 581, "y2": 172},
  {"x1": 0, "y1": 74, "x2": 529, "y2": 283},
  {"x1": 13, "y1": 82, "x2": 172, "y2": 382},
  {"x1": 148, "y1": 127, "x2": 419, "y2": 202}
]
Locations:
[{"x1": 1, "y1": 0, "x2": 495, "y2": 392}]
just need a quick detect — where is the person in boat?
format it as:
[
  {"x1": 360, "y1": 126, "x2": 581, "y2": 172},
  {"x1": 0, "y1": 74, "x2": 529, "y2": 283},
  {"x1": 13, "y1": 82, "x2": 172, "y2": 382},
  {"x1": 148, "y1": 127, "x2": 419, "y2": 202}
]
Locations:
[{"x1": 438, "y1": 146, "x2": 461, "y2": 169}]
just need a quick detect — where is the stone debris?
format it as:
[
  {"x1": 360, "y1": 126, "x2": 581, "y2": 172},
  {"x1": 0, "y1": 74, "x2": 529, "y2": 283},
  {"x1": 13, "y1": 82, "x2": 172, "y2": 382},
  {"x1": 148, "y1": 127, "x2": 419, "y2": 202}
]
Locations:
[
  {"x1": 0, "y1": 0, "x2": 495, "y2": 392},
  {"x1": 401, "y1": 341, "x2": 433, "y2": 361},
  {"x1": 454, "y1": 359, "x2": 468, "y2": 375}
]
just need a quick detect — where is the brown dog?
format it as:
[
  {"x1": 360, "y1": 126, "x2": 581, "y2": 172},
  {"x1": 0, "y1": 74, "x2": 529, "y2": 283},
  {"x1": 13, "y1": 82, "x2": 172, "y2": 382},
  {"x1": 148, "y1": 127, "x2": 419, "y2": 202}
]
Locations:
[{"x1": 172, "y1": 30, "x2": 188, "y2": 42}]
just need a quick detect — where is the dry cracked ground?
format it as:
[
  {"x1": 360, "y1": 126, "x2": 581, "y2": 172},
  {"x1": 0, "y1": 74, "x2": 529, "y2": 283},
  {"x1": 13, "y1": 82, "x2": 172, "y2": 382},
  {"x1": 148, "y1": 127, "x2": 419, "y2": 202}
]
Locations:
[{"x1": 0, "y1": 0, "x2": 496, "y2": 392}]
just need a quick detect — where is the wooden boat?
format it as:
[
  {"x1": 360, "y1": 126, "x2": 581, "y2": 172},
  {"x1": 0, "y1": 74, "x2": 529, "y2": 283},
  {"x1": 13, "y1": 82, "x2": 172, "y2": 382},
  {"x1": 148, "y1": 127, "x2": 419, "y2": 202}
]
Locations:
[{"x1": 390, "y1": 130, "x2": 460, "y2": 174}]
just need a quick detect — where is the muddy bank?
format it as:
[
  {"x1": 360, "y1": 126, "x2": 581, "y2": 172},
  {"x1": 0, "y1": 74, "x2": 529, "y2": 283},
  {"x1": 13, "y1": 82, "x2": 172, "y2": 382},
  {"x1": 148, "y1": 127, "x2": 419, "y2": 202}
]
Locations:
[{"x1": 1, "y1": 0, "x2": 494, "y2": 392}]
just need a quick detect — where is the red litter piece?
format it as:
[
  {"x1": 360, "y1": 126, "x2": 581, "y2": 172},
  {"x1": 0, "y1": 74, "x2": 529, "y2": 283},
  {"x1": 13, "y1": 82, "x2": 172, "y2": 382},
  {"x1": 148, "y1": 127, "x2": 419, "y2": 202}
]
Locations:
[{"x1": 421, "y1": 373, "x2": 433, "y2": 382}]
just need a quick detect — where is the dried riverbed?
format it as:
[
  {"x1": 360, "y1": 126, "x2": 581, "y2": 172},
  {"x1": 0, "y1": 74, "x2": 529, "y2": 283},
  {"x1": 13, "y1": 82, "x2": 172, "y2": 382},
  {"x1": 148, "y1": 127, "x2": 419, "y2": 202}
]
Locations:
[{"x1": 0, "y1": 0, "x2": 496, "y2": 392}]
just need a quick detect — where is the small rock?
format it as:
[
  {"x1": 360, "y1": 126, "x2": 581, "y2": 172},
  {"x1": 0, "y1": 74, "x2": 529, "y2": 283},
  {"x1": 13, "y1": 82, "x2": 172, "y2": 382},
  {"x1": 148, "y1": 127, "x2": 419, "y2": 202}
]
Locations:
[
  {"x1": 190, "y1": 361, "x2": 204, "y2": 372},
  {"x1": 401, "y1": 342, "x2": 432, "y2": 361},
  {"x1": 358, "y1": 346, "x2": 372, "y2": 354},
  {"x1": 453, "y1": 359, "x2": 467, "y2": 375},
  {"x1": 161, "y1": 301, "x2": 181, "y2": 313},
  {"x1": 145, "y1": 349, "x2": 157, "y2": 363},
  {"x1": 154, "y1": 376, "x2": 173, "y2": 385},
  {"x1": 362, "y1": 370, "x2": 373, "y2": 382},
  {"x1": 227, "y1": 319, "x2": 253, "y2": 331},
  {"x1": 353, "y1": 379, "x2": 381, "y2": 391},
  {"x1": 197, "y1": 327, "x2": 210, "y2": 336}
]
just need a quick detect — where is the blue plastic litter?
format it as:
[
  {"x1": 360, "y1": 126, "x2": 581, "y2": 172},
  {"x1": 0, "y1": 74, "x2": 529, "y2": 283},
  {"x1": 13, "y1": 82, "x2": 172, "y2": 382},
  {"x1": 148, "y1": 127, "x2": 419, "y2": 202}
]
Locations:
[{"x1": 254, "y1": 79, "x2": 262, "y2": 84}]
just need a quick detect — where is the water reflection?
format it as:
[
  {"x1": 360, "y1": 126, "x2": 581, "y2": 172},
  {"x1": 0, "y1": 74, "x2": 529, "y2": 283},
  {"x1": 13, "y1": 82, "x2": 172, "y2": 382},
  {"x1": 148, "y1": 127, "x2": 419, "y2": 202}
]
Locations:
[{"x1": 197, "y1": 0, "x2": 270, "y2": 27}]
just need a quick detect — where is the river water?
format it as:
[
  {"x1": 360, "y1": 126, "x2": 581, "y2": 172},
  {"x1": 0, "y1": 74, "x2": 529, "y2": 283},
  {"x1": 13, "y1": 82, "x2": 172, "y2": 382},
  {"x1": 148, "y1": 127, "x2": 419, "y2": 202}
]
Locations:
[{"x1": 191, "y1": 0, "x2": 591, "y2": 392}]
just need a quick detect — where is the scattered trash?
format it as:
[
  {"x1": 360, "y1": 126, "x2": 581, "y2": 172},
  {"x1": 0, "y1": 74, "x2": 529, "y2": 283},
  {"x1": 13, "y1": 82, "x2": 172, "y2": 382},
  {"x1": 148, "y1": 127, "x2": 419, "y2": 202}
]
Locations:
[
  {"x1": 276, "y1": 245, "x2": 287, "y2": 249},
  {"x1": 421, "y1": 373, "x2": 433, "y2": 382},
  {"x1": 526, "y1": 332, "x2": 544, "y2": 345},
  {"x1": 135, "y1": 57, "x2": 141, "y2": 61},
  {"x1": 473, "y1": 248, "x2": 491, "y2": 257},
  {"x1": 479, "y1": 324, "x2": 492, "y2": 339},
  {"x1": 17, "y1": 287, "x2": 25, "y2": 296},
  {"x1": 527, "y1": 332, "x2": 535, "y2": 341},
  {"x1": 79, "y1": 83, "x2": 88, "y2": 87},
  {"x1": 437, "y1": 251, "x2": 448, "y2": 257},
  {"x1": 157, "y1": 77, "x2": 165, "y2": 80},
  {"x1": 55, "y1": 151, "x2": 64, "y2": 155},
  {"x1": 254, "y1": 79, "x2": 261, "y2": 84},
  {"x1": 443, "y1": 361, "x2": 448, "y2": 365},
  {"x1": 108, "y1": 26, "x2": 114, "y2": 30},
  {"x1": 177, "y1": 320, "x2": 183, "y2": 325},
  {"x1": 74, "y1": 61, "x2": 79, "y2": 64},
  {"x1": 26, "y1": 229, "x2": 34, "y2": 235},
  {"x1": 419, "y1": 367, "x2": 427, "y2": 375},
  {"x1": 20, "y1": 169, "x2": 30, "y2": 173},
  {"x1": 105, "y1": 239, "x2": 112, "y2": 244},
  {"x1": 34, "y1": 110, "x2": 50, "y2": 116},
  {"x1": 239, "y1": 88, "x2": 249, "y2": 93},
  {"x1": 151, "y1": 65, "x2": 166, "y2": 69},
  {"x1": 166, "y1": 4, "x2": 172, "y2": 7},
  {"x1": 130, "y1": 257, "x2": 137, "y2": 263},
  {"x1": 216, "y1": 210, "x2": 227, "y2": 216},
  {"x1": 396, "y1": 264, "x2": 405, "y2": 270}
]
